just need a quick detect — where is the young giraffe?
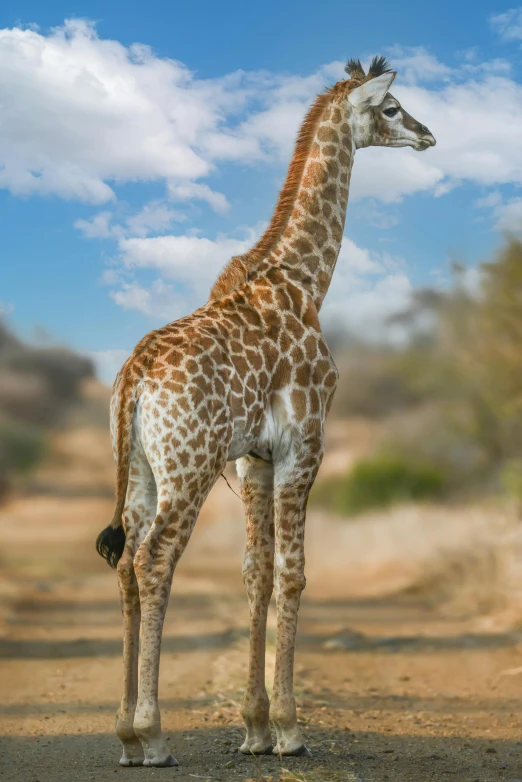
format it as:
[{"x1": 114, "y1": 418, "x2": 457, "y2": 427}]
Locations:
[{"x1": 96, "y1": 56, "x2": 435, "y2": 767}]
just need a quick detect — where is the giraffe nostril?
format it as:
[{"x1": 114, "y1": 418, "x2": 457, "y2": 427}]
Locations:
[{"x1": 419, "y1": 124, "x2": 431, "y2": 135}]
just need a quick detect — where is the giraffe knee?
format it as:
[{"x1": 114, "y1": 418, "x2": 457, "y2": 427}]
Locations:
[
  {"x1": 242, "y1": 552, "x2": 273, "y2": 601},
  {"x1": 276, "y1": 569, "x2": 306, "y2": 599},
  {"x1": 117, "y1": 553, "x2": 137, "y2": 589},
  {"x1": 133, "y1": 545, "x2": 154, "y2": 581}
]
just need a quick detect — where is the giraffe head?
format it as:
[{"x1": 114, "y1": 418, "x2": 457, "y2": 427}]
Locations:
[{"x1": 341, "y1": 56, "x2": 436, "y2": 152}]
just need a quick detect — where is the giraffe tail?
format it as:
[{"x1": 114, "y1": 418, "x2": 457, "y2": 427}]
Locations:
[{"x1": 96, "y1": 368, "x2": 140, "y2": 569}]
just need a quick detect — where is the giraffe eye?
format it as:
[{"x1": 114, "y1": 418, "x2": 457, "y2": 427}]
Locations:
[{"x1": 383, "y1": 107, "x2": 399, "y2": 118}]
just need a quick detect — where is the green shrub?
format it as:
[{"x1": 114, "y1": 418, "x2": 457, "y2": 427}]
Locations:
[
  {"x1": 500, "y1": 460, "x2": 522, "y2": 504},
  {"x1": 0, "y1": 420, "x2": 47, "y2": 474},
  {"x1": 311, "y1": 455, "x2": 446, "y2": 517}
]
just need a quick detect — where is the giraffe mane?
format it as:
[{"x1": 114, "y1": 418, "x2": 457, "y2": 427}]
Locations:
[{"x1": 209, "y1": 89, "x2": 334, "y2": 300}]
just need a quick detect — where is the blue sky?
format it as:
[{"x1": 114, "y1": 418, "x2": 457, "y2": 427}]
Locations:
[{"x1": 1, "y1": 2, "x2": 522, "y2": 381}]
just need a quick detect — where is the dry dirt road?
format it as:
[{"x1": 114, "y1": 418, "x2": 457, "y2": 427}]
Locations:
[{"x1": 2, "y1": 487, "x2": 522, "y2": 782}]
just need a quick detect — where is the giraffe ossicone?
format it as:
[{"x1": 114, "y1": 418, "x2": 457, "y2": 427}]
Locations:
[{"x1": 96, "y1": 55, "x2": 435, "y2": 767}]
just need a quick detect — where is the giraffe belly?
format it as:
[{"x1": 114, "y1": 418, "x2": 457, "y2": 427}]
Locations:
[
  {"x1": 227, "y1": 427, "x2": 258, "y2": 461},
  {"x1": 227, "y1": 406, "x2": 276, "y2": 462},
  {"x1": 227, "y1": 399, "x2": 290, "y2": 463}
]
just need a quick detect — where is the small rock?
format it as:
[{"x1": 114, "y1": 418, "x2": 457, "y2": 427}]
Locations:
[
  {"x1": 225, "y1": 760, "x2": 235, "y2": 769},
  {"x1": 485, "y1": 747, "x2": 497, "y2": 754},
  {"x1": 322, "y1": 629, "x2": 366, "y2": 650}
]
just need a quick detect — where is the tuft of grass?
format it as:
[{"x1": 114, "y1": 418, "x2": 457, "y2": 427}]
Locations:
[{"x1": 311, "y1": 454, "x2": 446, "y2": 517}]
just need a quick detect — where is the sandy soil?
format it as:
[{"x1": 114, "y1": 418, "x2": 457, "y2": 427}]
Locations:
[{"x1": 2, "y1": 460, "x2": 522, "y2": 781}]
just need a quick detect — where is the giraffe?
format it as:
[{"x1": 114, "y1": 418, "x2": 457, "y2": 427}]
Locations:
[{"x1": 96, "y1": 56, "x2": 435, "y2": 767}]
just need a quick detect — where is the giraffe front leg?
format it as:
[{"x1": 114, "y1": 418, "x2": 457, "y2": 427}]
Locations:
[
  {"x1": 270, "y1": 447, "x2": 322, "y2": 757},
  {"x1": 237, "y1": 456, "x2": 274, "y2": 755}
]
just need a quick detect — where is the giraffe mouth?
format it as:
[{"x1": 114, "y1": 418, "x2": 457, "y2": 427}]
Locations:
[
  {"x1": 416, "y1": 134, "x2": 436, "y2": 151},
  {"x1": 387, "y1": 136, "x2": 436, "y2": 151}
]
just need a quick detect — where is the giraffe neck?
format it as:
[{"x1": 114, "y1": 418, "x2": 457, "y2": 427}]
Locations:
[
  {"x1": 270, "y1": 100, "x2": 355, "y2": 308},
  {"x1": 210, "y1": 92, "x2": 356, "y2": 307}
]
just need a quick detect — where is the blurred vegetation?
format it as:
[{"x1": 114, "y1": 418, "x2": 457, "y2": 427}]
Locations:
[
  {"x1": 310, "y1": 454, "x2": 446, "y2": 516},
  {"x1": 0, "y1": 321, "x2": 94, "y2": 498},
  {"x1": 323, "y1": 239, "x2": 522, "y2": 515}
]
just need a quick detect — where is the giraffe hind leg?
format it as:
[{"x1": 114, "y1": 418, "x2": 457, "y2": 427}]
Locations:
[
  {"x1": 132, "y1": 459, "x2": 224, "y2": 767},
  {"x1": 115, "y1": 436, "x2": 157, "y2": 767}
]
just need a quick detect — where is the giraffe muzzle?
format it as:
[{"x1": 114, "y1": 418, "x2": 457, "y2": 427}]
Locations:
[{"x1": 417, "y1": 124, "x2": 436, "y2": 149}]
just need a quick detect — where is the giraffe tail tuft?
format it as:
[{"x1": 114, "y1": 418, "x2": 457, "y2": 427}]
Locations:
[{"x1": 96, "y1": 518, "x2": 126, "y2": 569}]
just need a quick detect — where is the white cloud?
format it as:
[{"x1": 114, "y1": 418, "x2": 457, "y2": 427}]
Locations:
[
  {"x1": 351, "y1": 147, "x2": 443, "y2": 203},
  {"x1": 75, "y1": 201, "x2": 186, "y2": 239},
  {"x1": 320, "y1": 240, "x2": 413, "y2": 338},
  {"x1": 492, "y1": 198, "x2": 522, "y2": 233},
  {"x1": 119, "y1": 230, "x2": 255, "y2": 281},
  {"x1": 475, "y1": 189, "x2": 522, "y2": 234},
  {"x1": 475, "y1": 191, "x2": 502, "y2": 209},
  {"x1": 0, "y1": 20, "x2": 241, "y2": 202},
  {"x1": 87, "y1": 348, "x2": 130, "y2": 385},
  {"x1": 490, "y1": 8, "x2": 522, "y2": 41},
  {"x1": 125, "y1": 202, "x2": 187, "y2": 237},
  {"x1": 110, "y1": 228, "x2": 259, "y2": 318},
  {"x1": 167, "y1": 182, "x2": 229, "y2": 213},
  {"x1": 386, "y1": 46, "x2": 453, "y2": 84},
  {"x1": 355, "y1": 202, "x2": 399, "y2": 229},
  {"x1": 110, "y1": 279, "x2": 188, "y2": 321},
  {"x1": 75, "y1": 211, "x2": 121, "y2": 239}
]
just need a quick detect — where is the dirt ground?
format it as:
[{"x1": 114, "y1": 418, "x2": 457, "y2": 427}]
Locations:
[{"x1": 2, "y1": 467, "x2": 522, "y2": 782}]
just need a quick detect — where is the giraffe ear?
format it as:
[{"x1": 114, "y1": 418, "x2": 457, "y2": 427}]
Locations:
[{"x1": 348, "y1": 72, "x2": 396, "y2": 111}]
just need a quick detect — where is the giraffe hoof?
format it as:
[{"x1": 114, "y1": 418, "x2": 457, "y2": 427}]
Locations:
[
  {"x1": 119, "y1": 756, "x2": 144, "y2": 767},
  {"x1": 143, "y1": 753, "x2": 179, "y2": 767},
  {"x1": 239, "y1": 741, "x2": 273, "y2": 755},
  {"x1": 273, "y1": 743, "x2": 312, "y2": 757}
]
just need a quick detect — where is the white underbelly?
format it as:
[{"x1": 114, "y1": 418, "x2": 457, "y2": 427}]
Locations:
[{"x1": 227, "y1": 403, "x2": 285, "y2": 463}]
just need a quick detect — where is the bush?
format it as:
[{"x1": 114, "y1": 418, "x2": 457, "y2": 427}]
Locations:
[
  {"x1": 0, "y1": 420, "x2": 47, "y2": 474},
  {"x1": 311, "y1": 455, "x2": 446, "y2": 517},
  {"x1": 0, "y1": 345, "x2": 94, "y2": 426},
  {"x1": 329, "y1": 346, "x2": 424, "y2": 420}
]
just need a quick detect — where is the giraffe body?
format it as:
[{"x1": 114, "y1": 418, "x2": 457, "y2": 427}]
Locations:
[{"x1": 96, "y1": 56, "x2": 435, "y2": 767}]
